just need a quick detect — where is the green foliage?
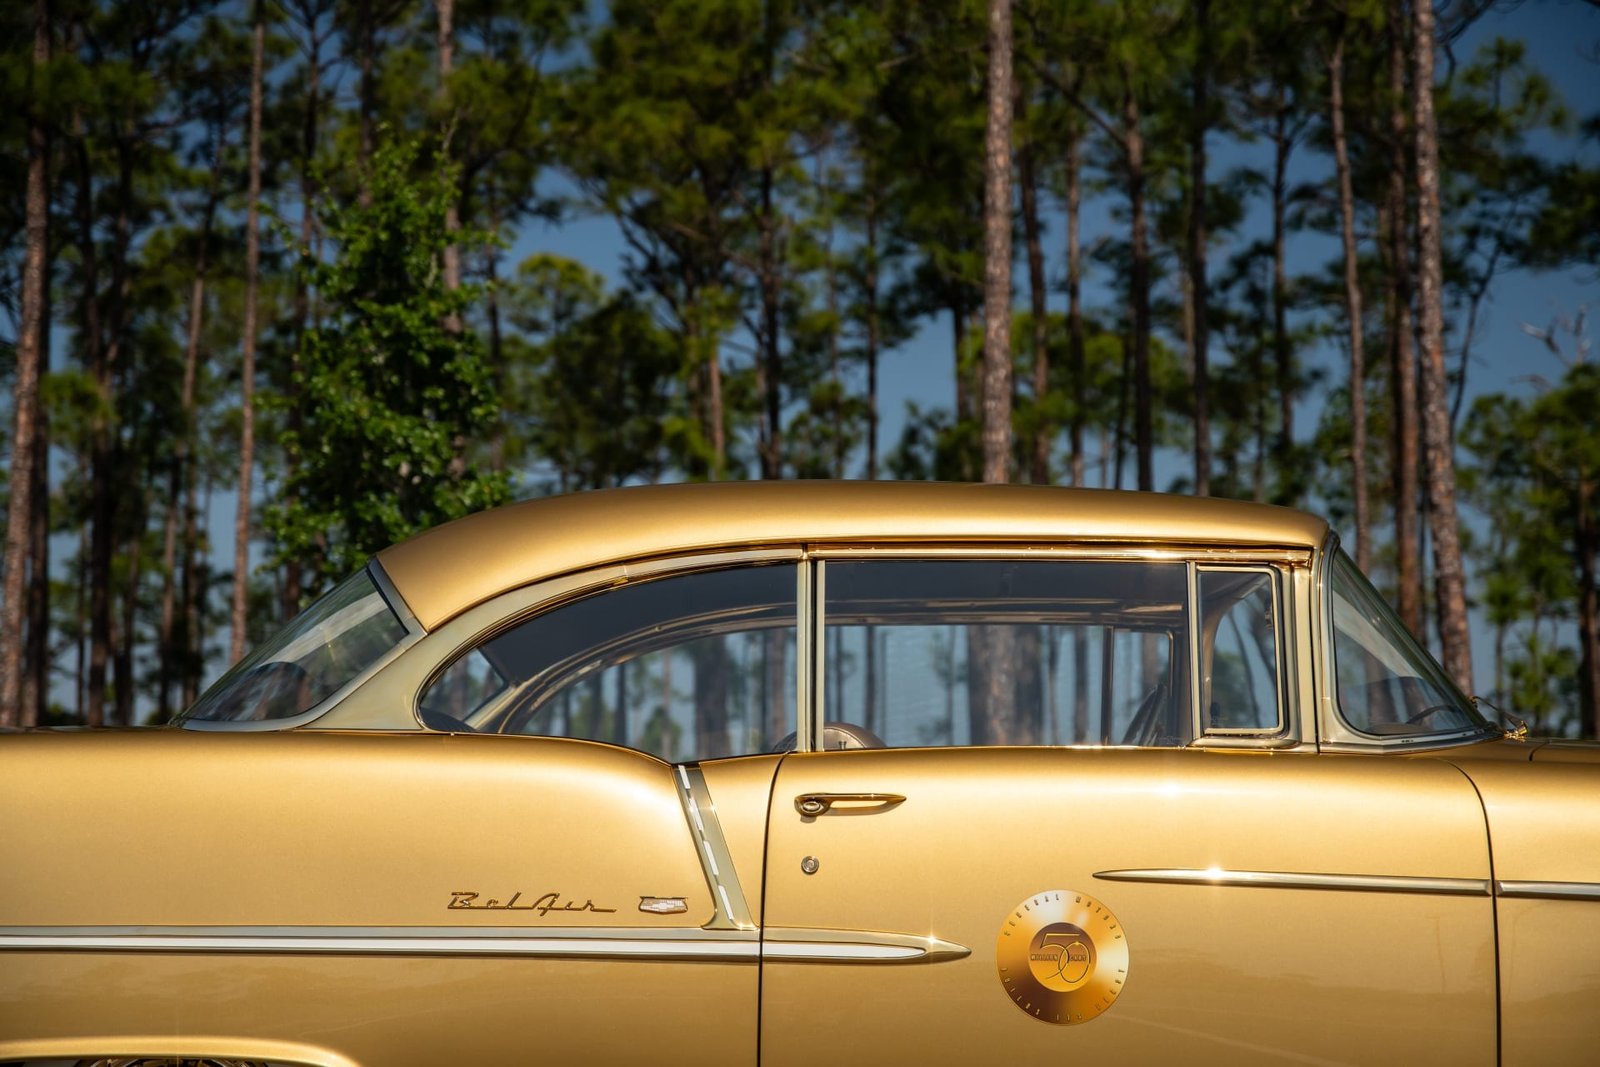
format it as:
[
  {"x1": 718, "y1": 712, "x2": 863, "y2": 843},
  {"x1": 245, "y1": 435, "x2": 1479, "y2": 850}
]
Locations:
[
  {"x1": 502, "y1": 254, "x2": 682, "y2": 491},
  {"x1": 266, "y1": 134, "x2": 509, "y2": 591},
  {"x1": 1462, "y1": 360, "x2": 1600, "y2": 734}
]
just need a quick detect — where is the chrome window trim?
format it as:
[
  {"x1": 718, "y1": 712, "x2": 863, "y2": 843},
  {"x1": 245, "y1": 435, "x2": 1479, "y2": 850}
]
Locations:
[
  {"x1": 1187, "y1": 562, "x2": 1204, "y2": 742},
  {"x1": 1194, "y1": 564, "x2": 1291, "y2": 740},
  {"x1": 809, "y1": 544, "x2": 1313, "y2": 564},
  {"x1": 315, "y1": 548, "x2": 805, "y2": 732},
  {"x1": 182, "y1": 561, "x2": 426, "y2": 733},
  {"x1": 1314, "y1": 533, "x2": 1495, "y2": 751},
  {"x1": 809, "y1": 549, "x2": 1315, "y2": 751},
  {"x1": 804, "y1": 558, "x2": 822, "y2": 752},
  {"x1": 1095, "y1": 868, "x2": 1491, "y2": 896},
  {"x1": 369, "y1": 558, "x2": 424, "y2": 637}
]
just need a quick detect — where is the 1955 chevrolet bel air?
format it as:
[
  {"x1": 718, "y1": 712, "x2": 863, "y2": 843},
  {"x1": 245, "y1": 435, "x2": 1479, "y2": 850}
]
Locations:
[{"x1": 2, "y1": 482, "x2": 1597, "y2": 1066}]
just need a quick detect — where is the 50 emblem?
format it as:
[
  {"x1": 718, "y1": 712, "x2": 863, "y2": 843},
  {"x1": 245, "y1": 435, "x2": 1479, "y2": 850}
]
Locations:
[{"x1": 995, "y1": 890, "x2": 1128, "y2": 1025}]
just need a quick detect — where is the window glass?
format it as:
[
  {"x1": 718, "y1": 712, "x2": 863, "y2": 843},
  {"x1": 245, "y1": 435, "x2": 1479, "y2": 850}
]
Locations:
[
  {"x1": 822, "y1": 560, "x2": 1191, "y2": 747},
  {"x1": 1329, "y1": 551, "x2": 1488, "y2": 736},
  {"x1": 1198, "y1": 569, "x2": 1282, "y2": 733},
  {"x1": 423, "y1": 564, "x2": 797, "y2": 761},
  {"x1": 178, "y1": 567, "x2": 407, "y2": 723}
]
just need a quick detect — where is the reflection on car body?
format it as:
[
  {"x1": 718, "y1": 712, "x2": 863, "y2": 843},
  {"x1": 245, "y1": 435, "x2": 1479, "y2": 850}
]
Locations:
[{"x1": 1, "y1": 482, "x2": 1596, "y2": 1066}]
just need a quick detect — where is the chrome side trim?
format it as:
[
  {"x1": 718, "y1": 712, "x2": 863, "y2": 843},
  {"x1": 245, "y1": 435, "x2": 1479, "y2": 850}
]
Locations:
[
  {"x1": 0, "y1": 925, "x2": 969, "y2": 963},
  {"x1": 0, "y1": 925, "x2": 758, "y2": 961},
  {"x1": 1496, "y1": 880, "x2": 1600, "y2": 901},
  {"x1": 764, "y1": 928, "x2": 970, "y2": 965},
  {"x1": 676, "y1": 764, "x2": 757, "y2": 931},
  {"x1": 1095, "y1": 868, "x2": 1491, "y2": 896}
]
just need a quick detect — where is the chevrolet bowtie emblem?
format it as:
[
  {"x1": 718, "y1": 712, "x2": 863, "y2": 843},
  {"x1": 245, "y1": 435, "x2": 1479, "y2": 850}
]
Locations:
[{"x1": 638, "y1": 896, "x2": 689, "y2": 915}]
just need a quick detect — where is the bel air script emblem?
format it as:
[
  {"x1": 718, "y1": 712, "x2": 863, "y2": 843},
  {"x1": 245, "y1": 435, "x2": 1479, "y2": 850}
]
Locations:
[
  {"x1": 448, "y1": 891, "x2": 617, "y2": 916},
  {"x1": 996, "y1": 890, "x2": 1128, "y2": 1025}
]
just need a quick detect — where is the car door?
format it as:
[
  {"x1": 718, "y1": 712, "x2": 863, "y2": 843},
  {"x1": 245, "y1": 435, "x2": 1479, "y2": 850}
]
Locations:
[{"x1": 759, "y1": 555, "x2": 1497, "y2": 1066}]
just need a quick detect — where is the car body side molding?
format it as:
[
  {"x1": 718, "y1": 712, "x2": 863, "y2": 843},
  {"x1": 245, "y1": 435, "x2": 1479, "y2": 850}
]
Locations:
[
  {"x1": 0, "y1": 924, "x2": 969, "y2": 964},
  {"x1": 1095, "y1": 868, "x2": 1491, "y2": 895}
]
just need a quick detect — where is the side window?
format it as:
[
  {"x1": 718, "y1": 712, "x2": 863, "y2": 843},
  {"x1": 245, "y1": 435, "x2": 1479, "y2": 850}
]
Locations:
[
  {"x1": 419, "y1": 564, "x2": 798, "y2": 762},
  {"x1": 1197, "y1": 568, "x2": 1283, "y2": 734},
  {"x1": 821, "y1": 560, "x2": 1192, "y2": 748}
]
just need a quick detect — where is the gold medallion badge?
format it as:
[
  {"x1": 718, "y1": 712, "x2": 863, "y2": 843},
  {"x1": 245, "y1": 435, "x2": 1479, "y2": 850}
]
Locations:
[{"x1": 996, "y1": 890, "x2": 1128, "y2": 1025}]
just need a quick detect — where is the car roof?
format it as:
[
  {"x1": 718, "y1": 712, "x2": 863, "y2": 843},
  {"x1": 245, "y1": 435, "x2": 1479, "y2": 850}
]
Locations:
[{"x1": 376, "y1": 481, "x2": 1330, "y2": 630}]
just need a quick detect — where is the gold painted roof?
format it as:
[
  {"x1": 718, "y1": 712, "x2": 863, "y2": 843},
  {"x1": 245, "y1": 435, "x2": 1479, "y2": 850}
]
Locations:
[{"x1": 376, "y1": 482, "x2": 1330, "y2": 630}]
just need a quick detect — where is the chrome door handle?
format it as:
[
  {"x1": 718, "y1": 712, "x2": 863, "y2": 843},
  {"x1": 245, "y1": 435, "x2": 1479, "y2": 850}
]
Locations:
[{"x1": 795, "y1": 793, "x2": 907, "y2": 816}]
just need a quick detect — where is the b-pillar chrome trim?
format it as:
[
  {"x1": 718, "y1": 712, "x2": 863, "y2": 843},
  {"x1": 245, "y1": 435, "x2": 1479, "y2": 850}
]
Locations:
[{"x1": 675, "y1": 763, "x2": 757, "y2": 931}]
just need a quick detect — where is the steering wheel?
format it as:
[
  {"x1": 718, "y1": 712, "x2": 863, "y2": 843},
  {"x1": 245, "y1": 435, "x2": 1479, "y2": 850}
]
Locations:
[{"x1": 1403, "y1": 703, "x2": 1459, "y2": 727}]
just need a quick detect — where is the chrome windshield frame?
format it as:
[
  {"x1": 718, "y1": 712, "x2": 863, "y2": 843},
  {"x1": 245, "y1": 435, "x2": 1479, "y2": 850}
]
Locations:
[{"x1": 1314, "y1": 533, "x2": 1497, "y2": 752}]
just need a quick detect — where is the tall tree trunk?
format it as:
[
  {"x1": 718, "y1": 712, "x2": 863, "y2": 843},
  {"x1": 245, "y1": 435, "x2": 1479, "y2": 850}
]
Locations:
[
  {"x1": 1388, "y1": 0, "x2": 1422, "y2": 627},
  {"x1": 180, "y1": 466, "x2": 204, "y2": 709},
  {"x1": 864, "y1": 196, "x2": 880, "y2": 481},
  {"x1": 159, "y1": 141, "x2": 223, "y2": 718},
  {"x1": 437, "y1": 0, "x2": 459, "y2": 297},
  {"x1": 24, "y1": 379, "x2": 49, "y2": 727},
  {"x1": 231, "y1": 0, "x2": 266, "y2": 664},
  {"x1": 73, "y1": 126, "x2": 108, "y2": 728},
  {"x1": 1188, "y1": 0, "x2": 1211, "y2": 497},
  {"x1": 1123, "y1": 71, "x2": 1153, "y2": 492},
  {"x1": 759, "y1": 164, "x2": 782, "y2": 480},
  {"x1": 1065, "y1": 126, "x2": 1085, "y2": 488},
  {"x1": 1330, "y1": 24, "x2": 1370, "y2": 572},
  {"x1": 981, "y1": 0, "x2": 1013, "y2": 486},
  {"x1": 0, "y1": 0, "x2": 49, "y2": 723},
  {"x1": 1412, "y1": 0, "x2": 1473, "y2": 691},
  {"x1": 979, "y1": 0, "x2": 1015, "y2": 747},
  {"x1": 114, "y1": 507, "x2": 144, "y2": 725},
  {"x1": 435, "y1": 0, "x2": 463, "y2": 339},
  {"x1": 24, "y1": 249, "x2": 50, "y2": 726},
  {"x1": 707, "y1": 326, "x2": 726, "y2": 479},
  {"x1": 1019, "y1": 138, "x2": 1049, "y2": 485},
  {"x1": 76, "y1": 522, "x2": 87, "y2": 718},
  {"x1": 285, "y1": 11, "x2": 324, "y2": 620},
  {"x1": 1271, "y1": 97, "x2": 1294, "y2": 499},
  {"x1": 1575, "y1": 477, "x2": 1599, "y2": 738},
  {"x1": 356, "y1": 0, "x2": 375, "y2": 204}
]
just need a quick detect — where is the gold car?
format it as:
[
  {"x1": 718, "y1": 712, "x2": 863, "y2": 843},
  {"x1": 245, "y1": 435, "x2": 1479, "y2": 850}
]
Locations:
[{"x1": 3, "y1": 483, "x2": 1596, "y2": 1066}]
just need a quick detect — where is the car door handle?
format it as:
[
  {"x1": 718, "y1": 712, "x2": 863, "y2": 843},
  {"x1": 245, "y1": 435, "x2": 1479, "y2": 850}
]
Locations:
[{"x1": 795, "y1": 793, "x2": 906, "y2": 816}]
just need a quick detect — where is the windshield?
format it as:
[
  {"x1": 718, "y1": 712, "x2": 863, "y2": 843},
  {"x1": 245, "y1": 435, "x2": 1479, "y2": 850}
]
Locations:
[
  {"x1": 1328, "y1": 551, "x2": 1489, "y2": 738},
  {"x1": 177, "y1": 567, "x2": 408, "y2": 724}
]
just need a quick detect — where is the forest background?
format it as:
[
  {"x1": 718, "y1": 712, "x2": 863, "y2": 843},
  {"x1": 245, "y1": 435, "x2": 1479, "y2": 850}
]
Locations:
[{"x1": 0, "y1": 0, "x2": 1597, "y2": 735}]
